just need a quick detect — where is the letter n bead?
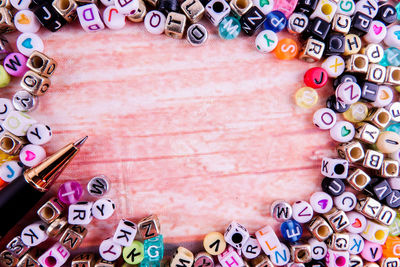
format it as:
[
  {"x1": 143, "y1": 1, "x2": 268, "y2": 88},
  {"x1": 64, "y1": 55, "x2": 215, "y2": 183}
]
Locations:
[
  {"x1": 113, "y1": 219, "x2": 137, "y2": 247},
  {"x1": 138, "y1": 214, "x2": 160, "y2": 240},
  {"x1": 203, "y1": 232, "x2": 226, "y2": 255},
  {"x1": 171, "y1": 247, "x2": 194, "y2": 267},
  {"x1": 224, "y1": 221, "x2": 249, "y2": 249},
  {"x1": 38, "y1": 243, "x2": 70, "y2": 267},
  {"x1": 77, "y1": 4, "x2": 105, "y2": 32},
  {"x1": 239, "y1": 6, "x2": 266, "y2": 36}
]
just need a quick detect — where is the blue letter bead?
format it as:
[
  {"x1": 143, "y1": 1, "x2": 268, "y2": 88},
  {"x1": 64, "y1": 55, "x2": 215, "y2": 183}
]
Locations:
[
  {"x1": 143, "y1": 235, "x2": 164, "y2": 263},
  {"x1": 218, "y1": 16, "x2": 241, "y2": 40},
  {"x1": 280, "y1": 219, "x2": 303, "y2": 243},
  {"x1": 264, "y1": 11, "x2": 287, "y2": 33}
]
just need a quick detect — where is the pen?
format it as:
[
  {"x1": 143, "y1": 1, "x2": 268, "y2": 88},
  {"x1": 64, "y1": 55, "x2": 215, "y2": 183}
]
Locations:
[{"x1": 0, "y1": 136, "x2": 88, "y2": 239}]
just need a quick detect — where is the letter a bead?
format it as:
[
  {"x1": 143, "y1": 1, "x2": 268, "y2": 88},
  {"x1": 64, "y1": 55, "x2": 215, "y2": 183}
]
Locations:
[
  {"x1": 274, "y1": 38, "x2": 298, "y2": 60},
  {"x1": 218, "y1": 16, "x2": 241, "y2": 40},
  {"x1": 255, "y1": 30, "x2": 278, "y2": 53}
]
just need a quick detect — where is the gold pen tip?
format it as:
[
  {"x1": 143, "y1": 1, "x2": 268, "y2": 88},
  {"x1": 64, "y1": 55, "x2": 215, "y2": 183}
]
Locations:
[{"x1": 74, "y1": 136, "x2": 88, "y2": 148}]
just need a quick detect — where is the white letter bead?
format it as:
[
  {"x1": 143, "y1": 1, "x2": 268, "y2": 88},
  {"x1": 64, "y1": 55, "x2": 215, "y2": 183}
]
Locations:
[
  {"x1": 364, "y1": 21, "x2": 387, "y2": 44},
  {"x1": 313, "y1": 108, "x2": 337, "y2": 130},
  {"x1": 103, "y1": 6, "x2": 126, "y2": 30},
  {"x1": 321, "y1": 157, "x2": 349, "y2": 179},
  {"x1": 101, "y1": 0, "x2": 114, "y2": 6},
  {"x1": 270, "y1": 243, "x2": 290, "y2": 266},
  {"x1": 348, "y1": 234, "x2": 364, "y2": 255},
  {"x1": 372, "y1": 85, "x2": 393, "y2": 108},
  {"x1": 224, "y1": 221, "x2": 249, "y2": 249},
  {"x1": 321, "y1": 56, "x2": 345, "y2": 78},
  {"x1": 68, "y1": 201, "x2": 93, "y2": 225},
  {"x1": 113, "y1": 219, "x2": 137, "y2": 247},
  {"x1": 336, "y1": 0, "x2": 355, "y2": 16},
  {"x1": 21, "y1": 221, "x2": 48, "y2": 246},
  {"x1": 144, "y1": 11, "x2": 166, "y2": 35},
  {"x1": 334, "y1": 191, "x2": 357, "y2": 212},
  {"x1": 255, "y1": 30, "x2": 278, "y2": 53},
  {"x1": 253, "y1": 0, "x2": 273, "y2": 14},
  {"x1": 255, "y1": 225, "x2": 281, "y2": 255},
  {"x1": 3, "y1": 111, "x2": 36, "y2": 136},
  {"x1": 14, "y1": 10, "x2": 41, "y2": 33},
  {"x1": 19, "y1": 144, "x2": 46, "y2": 167},
  {"x1": 26, "y1": 123, "x2": 52, "y2": 145},
  {"x1": 99, "y1": 238, "x2": 122, "y2": 261},
  {"x1": 354, "y1": 0, "x2": 378, "y2": 17},
  {"x1": 292, "y1": 201, "x2": 314, "y2": 223},
  {"x1": 384, "y1": 25, "x2": 400, "y2": 47},
  {"x1": 16, "y1": 33, "x2": 44, "y2": 57},
  {"x1": 361, "y1": 220, "x2": 389, "y2": 244},
  {"x1": 310, "y1": 192, "x2": 333, "y2": 214},
  {"x1": 218, "y1": 246, "x2": 244, "y2": 267},
  {"x1": 114, "y1": 0, "x2": 139, "y2": 15},
  {"x1": 0, "y1": 160, "x2": 23, "y2": 183},
  {"x1": 325, "y1": 249, "x2": 349, "y2": 267},
  {"x1": 330, "y1": 121, "x2": 355, "y2": 142},
  {"x1": 0, "y1": 99, "x2": 14, "y2": 120},
  {"x1": 38, "y1": 243, "x2": 70, "y2": 267},
  {"x1": 77, "y1": 4, "x2": 105, "y2": 33},
  {"x1": 336, "y1": 82, "x2": 361, "y2": 105},
  {"x1": 11, "y1": 0, "x2": 31, "y2": 10},
  {"x1": 387, "y1": 102, "x2": 400, "y2": 122},
  {"x1": 387, "y1": 177, "x2": 400, "y2": 190},
  {"x1": 92, "y1": 198, "x2": 115, "y2": 220},
  {"x1": 205, "y1": 0, "x2": 231, "y2": 26},
  {"x1": 308, "y1": 238, "x2": 327, "y2": 260},
  {"x1": 241, "y1": 235, "x2": 261, "y2": 259}
]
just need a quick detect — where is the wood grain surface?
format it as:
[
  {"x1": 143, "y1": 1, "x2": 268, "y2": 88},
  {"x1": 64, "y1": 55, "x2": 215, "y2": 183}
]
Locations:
[{"x1": 2, "y1": 20, "x2": 338, "y2": 251}]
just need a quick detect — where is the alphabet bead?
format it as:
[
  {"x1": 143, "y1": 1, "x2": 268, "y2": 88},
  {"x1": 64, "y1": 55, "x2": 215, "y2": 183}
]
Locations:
[
  {"x1": 3, "y1": 53, "x2": 28, "y2": 77},
  {"x1": 0, "y1": 160, "x2": 23, "y2": 183},
  {"x1": 270, "y1": 200, "x2": 292, "y2": 221},
  {"x1": 264, "y1": 10, "x2": 287, "y2": 33},
  {"x1": 126, "y1": 0, "x2": 146, "y2": 22},
  {"x1": 308, "y1": 238, "x2": 327, "y2": 260},
  {"x1": 292, "y1": 200, "x2": 313, "y2": 223},
  {"x1": 274, "y1": 38, "x2": 298, "y2": 60},
  {"x1": 351, "y1": 12, "x2": 372, "y2": 35},
  {"x1": 241, "y1": 236, "x2": 261, "y2": 259},
  {"x1": 123, "y1": 240, "x2": 144, "y2": 265},
  {"x1": 337, "y1": 141, "x2": 364, "y2": 163},
  {"x1": 144, "y1": 10, "x2": 166, "y2": 34},
  {"x1": 18, "y1": 252, "x2": 40, "y2": 267},
  {"x1": 332, "y1": 14, "x2": 351, "y2": 34},
  {"x1": 347, "y1": 169, "x2": 370, "y2": 191},
  {"x1": 387, "y1": 178, "x2": 400, "y2": 190},
  {"x1": 205, "y1": 0, "x2": 230, "y2": 26},
  {"x1": 310, "y1": 0, "x2": 337, "y2": 22},
  {"x1": 218, "y1": 16, "x2": 241, "y2": 40},
  {"x1": 324, "y1": 208, "x2": 350, "y2": 232},
  {"x1": 4, "y1": 111, "x2": 36, "y2": 136},
  {"x1": 240, "y1": 6, "x2": 266, "y2": 36},
  {"x1": 6, "y1": 236, "x2": 29, "y2": 258},
  {"x1": 37, "y1": 197, "x2": 64, "y2": 224},
  {"x1": 100, "y1": 238, "x2": 122, "y2": 261},
  {"x1": 114, "y1": 0, "x2": 138, "y2": 14},
  {"x1": 87, "y1": 175, "x2": 110, "y2": 197},
  {"x1": 103, "y1": 6, "x2": 126, "y2": 30},
  {"x1": 377, "y1": 205, "x2": 396, "y2": 226},
  {"x1": 387, "y1": 102, "x2": 400, "y2": 122},
  {"x1": 26, "y1": 123, "x2": 52, "y2": 145},
  {"x1": 92, "y1": 198, "x2": 115, "y2": 220},
  {"x1": 143, "y1": 235, "x2": 164, "y2": 262},
  {"x1": 16, "y1": 33, "x2": 43, "y2": 57},
  {"x1": 0, "y1": 7, "x2": 14, "y2": 33},
  {"x1": 356, "y1": 196, "x2": 382, "y2": 219},
  {"x1": 280, "y1": 220, "x2": 302, "y2": 243},
  {"x1": 366, "y1": 65, "x2": 386, "y2": 85},
  {"x1": 12, "y1": 90, "x2": 38, "y2": 112},
  {"x1": 336, "y1": 0, "x2": 355, "y2": 16},
  {"x1": 77, "y1": 4, "x2": 105, "y2": 32},
  {"x1": 58, "y1": 180, "x2": 83, "y2": 205},
  {"x1": 346, "y1": 54, "x2": 369, "y2": 74},
  {"x1": 11, "y1": 0, "x2": 30, "y2": 9},
  {"x1": 299, "y1": 38, "x2": 325, "y2": 63},
  {"x1": 165, "y1": 12, "x2": 186, "y2": 39},
  {"x1": 329, "y1": 121, "x2": 355, "y2": 142},
  {"x1": 325, "y1": 249, "x2": 349, "y2": 267},
  {"x1": 52, "y1": 0, "x2": 78, "y2": 22},
  {"x1": 21, "y1": 221, "x2": 48, "y2": 246},
  {"x1": 59, "y1": 225, "x2": 88, "y2": 250},
  {"x1": 380, "y1": 257, "x2": 400, "y2": 267},
  {"x1": 19, "y1": 144, "x2": 46, "y2": 167},
  {"x1": 385, "y1": 66, "x2": 400, "y2": 85},
  {"x1": 382, "y1": 236, "x2": 400, "y2": 257},
  {"x1": 348, "y1": 234, "x2": 364, "y2": 255},
  {"x1": 32, "y1": 2, "x2": 67, "y2": 32},
  {"x1": 346, "y1": 211, "x2": 367, "y2": 234},
  {"x1": 113, "y1": 219, "x2": 137, "y2": 247},
  {"x1": 68, "y1": 201, "x2": 93, "y2": 225},
  {"x1": 14, "y1": 10, "x2": 41, "y2": 33},
  {"x1": 295, "y1": 0, "x2": 317, "y2": 15},
  {"x1": 361, "y1": 240, "x2": 383, "y2": 261},
  {"x1": 95, "y1": 258, "x2": 115, "y2": 267},
  {"x1": 171, "y1": 247, "x2": 194, "y2": 267},
  {"x1": 290, "y1": 244, "x2": 311, "y2": 263},
  {"x1": 46, "y1": 217, "x2": 68, "y2": 238},
  {"x1": 354, "y1": 122, "x2": 380, "y2": 144},
  {"x1": 287, "y1": 12, "x2": 308, "y2": 34},
  {"x1": 20, "y1": 71, "x2": 51, "y2": 96},
  {"x1": 355, "y1": 0, "x2": 378, "y2": 17},
  {"x1": 308, "y1": 216, "x2": 333, "y2": 241},
  {"x1": 203, "y1": 232, "x2": 226, "y2": 255},
  {"x1": 336, "y1": 82, "x2": 361, "y2": 105},
  {"x1": 310, "y1": 192, "x2": 333, "y2": 214},
  {"x1": 384, "y1": 25, "x2": 400, "y2": 47},
  {"x1": 379, "y1": 160, "x2": 399, "y2": 178},
  {"x1": 321, "y1": 177, "x2": 345, "y2": 196},
  {"x1": 270, "y1": 243, "x2": 290, "y2": 266},
  {"x1": 376, "y1": 132, "x2": 400, "y2": 154},
  {"x1": 255, "y1": 225, "x2": 281, "y2": 255},
  {"x1": 181, "y1": 0, "x2": 204, "y2": 23},
  {"x1": 327, "y1": 233, "x2": 349, "y2": 251},
  {"x1": 313, "y1": 108, "x2": 336, "y2": 130},
  {"x1": 250, "y1": 255, "x2": 273, "y2": 267},
  {"x1": 321, "y1": 55, "x2": 345, "y2": 78},
  {"x1": 0, "y1": 98, "x2": 13, "y2": 121},
  {"x1": 349, "y1": 255, "x2": 363, "y2": 267},
  {"x1": 71, "y1": 254, "x2": 96, "y2": 267},
  {"x1": 361, "y1": 82, "x2": 379, "y2": 103},
  {"x1": 255, "y1": 30, "x2": 278, "y2": 53},
  {"x1": 333, "y1": 191, "x2": 356, "y2": 212},
  {"x1": 363, "y1": 44, "x2": 384, "y2": 63},
  {"x1": 385, "y1": 190, "x2": 400, "y2": 208},
  {"x1": 186, "y1": 23, "x2": 208, "y2": 46},
  {"x1": 229, "y1": 0, "x2": 251, "y2": 17},
  {"x1": 38, "y1": 243, "x2": 69, "y2": 267},
  {"x1": 138, "y1": 214, "x2": 160, "y2": 240},
  {"x1": 224, "y1": 221, "x2": 249, "y2": 249}
]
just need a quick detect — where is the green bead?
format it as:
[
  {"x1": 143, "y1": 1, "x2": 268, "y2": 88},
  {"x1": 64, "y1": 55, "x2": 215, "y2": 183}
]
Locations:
[
  {"x1": 123, "y1": 240, "x2": 144, "y2": 265},
  {"x1": 140, "y1": 260, "x2": 160, "y2": 267},
  {"x1": 143, "y1": 235, "x2": 164, "y2": 263},
  {"x1": 218, "y1": 16, "x2": 241, "y2": 40},
  {"x1": 386, "y1": 123, "x2": 400, "y2": 134},
  {"x1": 0, "y1": 66, "x2": 10, "y2": 88},
  {"x1": 388, "y1": 216, "x2": 400, "y2": 236}
]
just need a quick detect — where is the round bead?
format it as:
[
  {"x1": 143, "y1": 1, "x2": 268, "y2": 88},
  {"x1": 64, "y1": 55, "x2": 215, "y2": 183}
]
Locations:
[
  {"x1": 218, "y1": 16, "x2": 241, "y2": 40},
  {"x1": 280, "y1": 219, "x2": 302, "y2": 243},
  {"x1": 329, "y1": 121, "x2": 355, "y2": 142},
  {"x1": 287, "y1": 12, "x2": 308, "y2": 34},
  {"x1": 87, "y1": 175, "x2": 110, "y2": 197},
  {"x1": 26, "y1": 123, "x2": 52, "y2": 145},
  {"x1": 19, "y1": 144, "x2": 46, "y2": 167},
  {"x1": 253, "y1": 0, "x2": 274, "y2": 14},
  {"x1": 0, "y1": 66, "x2": 10, "y2": 88},
  {"x1": 0, "y1": 98, "x2": 14, "y2": 120},
  {"x1": 304, "y1": 67, "x2": 328, "y2": 89},
  {"x1": 387, "y1": 102, "x2": 400, "y2": 122},
  {"x1": 241, "y1": 236, "x2": 261, "y2": 259},
  {"x1": 321, "y1": 177, "x2": 345, "y2": 196},
  {"x1": 16, "y1": 33, "x2": 44, "y2": 57},
  {"x1": 309, "y1": 192, "x2": 333, "y2": 214},
  {"x1": 346, "y1": 211, "x2": 367, "y2": 234},
  {"x1": 144, "y1": 10, "x2": 166, "y2": 35},
  {"x1": 270, "y1": 243, "x2": 290, "y2": 266},
  {"x1": 326, "y1": 95, "x2": 350, "y2": 113},
  {"x1": 348, "y1": 234, "x2": 364, "y2": 255},
  {"x1": 295, "y1": 87, "x2": 318, "y2": 108},
  {"x1": 336, "y1": 0, "x2": 355, "y2": 16},
  {"x1": 11, "y1": 0, "x2": 31, "y2": 10},
  {"x1": 335, "y1": 82, "x2": 361, "y2": 105},
  {"x1": 308, "y1": 238, "x2": 327, "y2": 260},
  {"x1": 355, "y1": 0, "x2": 378, "y2": 17},
  {"x1": 270, "y1": 200, "x2": 292, "y2": 221},
  {"x1": 384, "y1": 25, "x2": 400, "y2": 47},
  {"x1": 364, "y1": 21, "x2": 387, "y2": 44},
  {"x1": 376, "y1": 4, "x2": 397, "y2": 25},
  {"x1": 92, "y1": 198, "x2": 116, "y2": 220},
  {"x1": 58, "y1": 181, "x2": 84, "y2": 205},
  {"x1": 372, "y1": 85, "x2": 393, "y2": 107},
  {"x1": 100, "y1": 238, "x2": 122, "y2": 261},
  {"x1": 313, "y1": 108, "x2": 337, "y2": 130},
  {"x1": 186, "y1": 24, "x2": 208, "y2": 46},
  {"x1": 0, "y1": 160, "x2": 24, "y2": 183},
  {"x1": 381, "y1": 47, "x2": 400, "y2": 67},
  {"x1": 321, "y1": 56, "x2": 345, "y2": 78},
  {"x1": 203, "y1": 232, "x2": 226, "y2": 255},
  {"x1": 21, "y1": 221, "x2": 48, "y2": 246},
  {"x1": 264, "y1": 10, "x2": 287, "y2": 32},
  {"x1": 114, "y1": 0, "x2": 139, "y2": 14},
  {"x1": 364, "y1": 44, "x2": 384, "y2": 64},
  {"x1": 343, "y1": 102, "x2": 368, "y2": 122},
  {"x1": 123, "y1": 240, "x2": 144, "y2": 264},
  {"x1": 3, "y1": 53, "x2": 28, "y2": 77},
  {"x1": 333, "y1": 191, "x2": 357, "y2": 212},
  {"x1": 292, "y1": 200, "x2": 313, "y2": 223},
  {"x1": 12, "y1": 90, "x2": 38, "y2": 112},
  {"x1": 274, "y1": 38, "x2": 298, "y2": 60},
  {"x1": 255, "y1": 30, "x2": 278, "y2": 53},
  {"x1": 376, "y1": 131, "x2": 400, "y2": 153},
  {"x1": 389, "y1": 216, "x2": 400, "y2": 236},
  {"x1": 100, "y1": 0, "x2": 114, "y2": 6},
  {"x1": 14, "y1": 10, "x2": 41, "y2": 33},
  {"x1": 103, "y1": 6, "x2": 126, "y2": 30},
  {"x1": 361, "y1": 240, "x2": 382, "y2": 262}
]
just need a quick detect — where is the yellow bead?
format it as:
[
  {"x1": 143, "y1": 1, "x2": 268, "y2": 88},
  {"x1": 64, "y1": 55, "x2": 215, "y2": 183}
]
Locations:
[
  {"x1": 343, "y1": 102, "x2": 368, "y2": 122},
  {"x1": 203, "y1": 232, "x2": 226, "y2": 255},
  {"x1": 123, "y1": 240, "x2": 144, "y2": 265},
  {"x1": 376, "y1": 131, "x2": 400, "y2": 153},
  {"x1": 295, "y1": 87, "x2": 318, "y2": 108},
  {"x1": 0, "y1": 65, "x2": 10, "y2": 88},
  {"x1": 395, "y1": 85, "x2": 400, "y2": 93}
]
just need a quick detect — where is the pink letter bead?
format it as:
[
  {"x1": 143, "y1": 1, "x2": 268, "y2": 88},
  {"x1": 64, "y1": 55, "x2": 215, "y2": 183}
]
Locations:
[
  {"x1": 361, "y1": 240, "x2": 382, "y2": 262},
  {"x1": 310, "y1": 192, "x2": 333, "y2": 214},
  {"x1": 364, "y1": 21, "x2": 387, "y2": 44},
  {"x1": 0, "y1": 160, "x2": 23, "y2": 183},
  {"x1": 334, "y1": 192, "x2": 357, "y2": 212},
  {"x1": 3, "y1": 110, "x2": 36, "y2": 136},
  {"x1": 21, "y1": 221, "x2": 48, "y2": 246},
  {"x1": 68, "y1": 201, "x2": 93, "y2": 225},
  {"x1": 348, "y1": 234, "x2": 364, "y2": 255},
  {"x1": 325, "y1": 249, "x2": 349, "y2": 267},
  {"x1": 0, "y1": 98, "x2": 14, "y2": 120},
  {"x1": 313, "y1": 108, "x2": 337, "y2": 130},
  {"x1": 330, "y1": 121, "x2": 355, "y2": 142},
  {"x1": 114, "y1": 0, "x2": 138, "y2": 15},
  {"x1": 38, "y1": 243, "x2": 70, "y2": 267},
  {"x1": 113, "y1": 219, "x2": 137, "y2": 247},
  {"x1": 309, "y1": 238, "x2": 327, "y2": 260},
  {"x1": 270, "y1": 243, "x2": 290, "y2": 266},
  {"x1": 274, "y1": 0, "x2": 297, "y2": 18},
  {"x1": 103, "y1": 6, "x2": 126, "y2": 30},
  {"x1": 16, "y1": 33, "x2": 44, "y2": 57},
  {"x1": 77, "y1": 4, "x2": 105, "y2": 32},
  {"x1": 217, "y1": 246, "x2": 244, "y2": 267},
  {"x1": 92, "y1": 198, "x2": 116, "y2": 220},
  {"x1": 58, "y1": 181, "x2": 84, "y2": 205},
  {"x1": 241, "y1": 236, "x2": 261, "y2": 259},
  {"x1": 346, "y1": 212, "x2": 367, "y2": 234},
  {"x1": 100, "y1": 238, "x2": 122, "y2": 261},
  {"x1": 19, "y1": 144, "x2": 46, "y2": 167},
  {"x1": 255, "y1": 225, "x2": 281, "y2": 255},
  {"x1": 144, "y1": 10, "x2": 166, "y2": 35},
  {"x1": 14, "y1": 10, "x2": 41, "y2": 33},
  {"x1": 336, "y1": 82, "x2": 361, "y2": 105},
  {"x1": 26, "y1": 123, "x2": 52, "y2": 145},
  {"x1": 3, "y1": 53, "x2": 28, "y2": 77},
  {"x1": 224, "y1": 221, "x2": 250, "y2": 249},
  {"x1": 384, "y1": 25, "x2": 400, "y2": 47},
  {"x1": 292, "y1": 200, "x2": 314, "y2": 223}
]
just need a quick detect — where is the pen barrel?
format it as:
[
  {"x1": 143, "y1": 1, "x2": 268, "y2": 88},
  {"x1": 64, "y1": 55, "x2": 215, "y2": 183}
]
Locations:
[{"x1": 0, "y1": 175, "x2": 44, "y2": 239}]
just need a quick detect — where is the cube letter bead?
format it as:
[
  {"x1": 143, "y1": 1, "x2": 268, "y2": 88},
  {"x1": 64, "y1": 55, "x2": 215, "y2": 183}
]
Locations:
[
  {"x1": 37, "y1": 197, "x2": 64, "y2": 224},
  {"x1": 224, "y1": 221, "x2": 249, "y2": 249},
  {"x1": 336, "y1": 141, "x2": 364, "y2": 163},
  {"x1": 77, "y1": 4, "x2": 105, "y2": 32},
  {"x1": 100, "y1": 238, "x2": 122, "y2": 262},
  {"x1": 164, "y1": 12, "x2": 186, "y2": 39},
  {"x1": 229, "y1": 0, "x2": 252, "y2": 17},
  {"x1": 58, "y1": 180, "x2": 83, "y2": 205},
  {"x1": 354, "y1": 122, "x2": 379, "y2": 144},
  {"x1": 143, "y1": 235, "x2": 164, "y2": 262},
  {"x1": 385, "y1": 66, "x2": 400, "y2": 85},
  {"x1": 0, "y1": 250, "x2": 18, "y2": 267},
  {"x1": 241, "y1": 236, "x2": 261, "y2": 259},
  {"x1": 376, "y1": 132, "x2": 400, "y2": 154},
  {"x1": 308, "y1": 238, "x2": 327, "y2": 260},
  {"x1": 323, "y1": 208, "x2": 350, "y2": 232},
  {"x1": 6, "y1": 236, "x2": 29, "y2": 258},
  {"x1": 310, "y1": 0, "x2": 337, "y2": 22},
  {"x1": 123, "y1": 240, "x2": 144, "y2": 265},
  {"x1": 240, "y1": 6, "x2": 266, "y2": 36},
  {"x1": 356, "y1": 196, "x2": 381, "y2": 219},
  {"x1": 186, "y1": 23, "x2": 208, "y2": 46},
  {"x1": 376, "y1": 205, "x2": 396, "y2": 226},
  {"x1": 333, "y1": 191, "x2": 357, "y2": 212},
  {"x1": 332, "y1": 14, "x2": 351, "y2": 34},
  {"x1": 361, "y1": 240, "x2": 382, "y2": 262},
  {"x1": 327, "y1": 233, "x2": 349, "y2": 251},
  {"x1": 203, "y1": 232, "x2": 226, "y2": 255},
  {"x1": 351, "y1": 12, "x2": 372, "y2": 35},
  {"x1": 360, "y1": 82, "x2": 378, "y2": 102},
  {"x1": 0, "y1": 160, "x2": 23, "y2": 183},
  {"x1": 325, "y1": 249, "x2": 349, "y2": 267},
  {"x1": 250, "y1": 255, "x2": 273, "y2": 267},
  {"x1": 280, "y1": 219, "x2": 303, "y2": 243},
  {"x1": 292, "y1": 200, "x2": 313, "y2": 224},
  {"x1": 17, "y1": 252, "x2": 40, "y2": 267},
  {"x1": 113, "y1": 219, "x2": 137, "y2": 247},
  {"x1": 348, "y1": 234, "x2": 364, "y2": 255},
  {"x1": 87, "y1": 175, "x2": 110, "y2": 197},
  {"x1": 46, "y1": 217, "x2": 68, "y2": 238},
  {"x1": 19, "y1": 144, "x2": 46, "y2": 167},
  {"x1": 270, "y1": 200, "x2": 292, "y2": 221},
  {"x1": 290, "y1": 244, "x2": 312, "y2": 263},
  {"x1": 205, "y1": 0, "x2": 230, "y2": 26},
  {"x1": 307, "y1": 216, "x2": 333, "y2": 241},
  {"x1": 38, "y1": 243, "x2": 70, "y2": 267},
  {"x1": 270, "y1": 243, "x2": 290, "y2": 266},
  {"x1": 362, "y1": 220, "x2": 389, "y2": 245},
  {"x1": 171, "y1": 247, "x2": 194, "y2": 267},
  {"x1": 21, "y1": 221, "x2": 48, "y2": 246},
  {"x1": 376, "y1": 4, "x2": 396, "y2": 25},
  {"x1": 20, "y1": 71, "x2": 51, "y2": 96},
  {"x1": 71, "y1": 254, "x2": 95, "y2": 267},
  {"x1": 0, "y1": 7, "x2": 14, "y2": 33},
  {"x1": 336, "y1": 0, "x2": 355, "y2": 16},
  {"x1": 218, "y1": 246, "x2": 244, "y2": 267},
  {"x1": 255, "y1": 225, "x2": 281, "y2": 255},
  {"x1": 310, "y1": 191, "x2": 333, "y2": 214},
  {"x1": 321, "y1": 177, "x2": 345, "y2": 196},
  {"x1": 320, "y1": 158, "x2": 348, "y2": 179},
  {"x1": 344, "y1": 35, "x2": 362, "y2": 56},
  {"x1": 138, "y1": 214, "x2": 160, "y2": 240},
  {"x1": 95, "y1": 258, "x2": 115, "y2": 267},
  {"x1": 126, "y1": 0, "x2": 146, "y2": 22},
  {"x1": 345, "y1": 54, "x2": 369, "y2": 74},
  {"x1": 299, "y1": 38, "x2": 325, "y2": 63},
  {"x1": 385, "y1": 190, "x2": 400, "y2": 209},
  {"x1": 32, "y1": 3, "x2": 67, "y2": 32},
  {"x1": 26, "y1": 51, "x2": 57, "y2": 78},
  {"x1": 366, "y1": 64, "x2": 386, "y2": 84},
  {"x1": 362, "y1": 149, "x2": 384, "y2": 170},
  {"x1": 379, "y1": 161, "x2": 399, "y2": 178},
  {"x1": 181, "y1": 0, "x2": 204, "y2": 23},
  {"x1": 68, "y1": 201, "x2": 93, "y2": 225},
  {"x1": 355, "y1": 0, "x2": 378, "y2": 18},
  {"x1": 92, "y1": 198, "x2": 115, "y2": 220},
  {"x1": 59, "y1": 225, "x2": 88, "y2": 250},
  {"x1": 52, "y1": 0, "x2": 78, "y2": 22}
]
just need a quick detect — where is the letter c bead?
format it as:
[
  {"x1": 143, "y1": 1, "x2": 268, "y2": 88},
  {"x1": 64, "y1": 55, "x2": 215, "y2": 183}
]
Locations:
[{"x1": 313, "y1": 108, "x2": 337, "y2": 130}]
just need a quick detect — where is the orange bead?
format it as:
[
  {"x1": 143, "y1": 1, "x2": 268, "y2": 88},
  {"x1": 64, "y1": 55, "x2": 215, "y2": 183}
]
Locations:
[
  {"x1": 274, "y1": 38, "x2": 299, "y2": 60},
  {"x1": 382, "y1": 236, "x2": 400, "y2": 258}
]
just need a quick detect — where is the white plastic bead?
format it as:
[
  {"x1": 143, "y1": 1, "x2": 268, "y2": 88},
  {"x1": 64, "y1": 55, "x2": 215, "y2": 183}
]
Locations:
[
  {"x1": 269, "y1": 243, "x2": 290, "y2": 266},
  {"x1": 77, "y1": 4, "x2": 105, "y2": 33},
  {"x1": 372, "y1": 85, "x2": 393, "y2": 108},
  {"x1": 308, "y1": 238, "x2": 327, "y2": 260},
  {"x1": 38, "y1": 243, "x2": 70, "y2": 267},
  {"x1": 21, "y1": 221, "x2": 48, "y2": 246},
  {"x1": 333, "y1": 191, "x2": 357, "y2": 212},
  {"x1": 360, "y1": 220, "x2": 389, "y2": 244},
  {"x1": 103, "y1": 6, "x2": 126, "y2": 30},
  {"x1": 241, "y1": 236, "x2": 261, "y2": 259},
  {"x1": 10, "y1": 0, "x2": 31, "y2": 10},
  {"x1": 387, "y1": 102, "x2": 400, "y2": 122},
  {"x1": 310, "y1": 192, "x2": 333, "y2": 214},
  {"x1": 336, "y1": 0, "x2": 355, "y2": 16},
  {"x1": 3, "y1": 111, "x2": 36, "y2": 136},
  {"x1": 384, "y1": 25, "x2": 400, "y2": 47},
  {"x1": 16, "y1": 33, "x2": 44, "y2": 57},
  {"x1": 224, "y1": 221, "x2": 250, "y2": 249},
  {"x1": 310, "y1": 0, "x2": 337, "y2": 22},
  {"x1": 322, "y1": 56, "x2": 345, "y2": 78},
  {"x1": 364, "y1": 21, "x2": 387, "y2": 44},
  {"x1": 101, "y1": 0, "x2": 115, "y2": 6},
  {"x1": 321, "y1": 157, "x2": 349, "y2": 179},
  {"x1": 313, "y1": 108, "x2": 337, "y2": 130},
  {"x1": 19, "y1": 144, "x2": 46, "y2": 167},
  {"x1": 87, "y1": 175, "x2": 110, "y2": 196},
  {"x1": 346, "y1": 211, "x2": 367, "y2": 234},
  {"x1": 26, "y1": 123, "x2": 52, "y2": 145},
  {"x1": 92, "y1": 198, "x2": 115, "y2": 220},
  {"x1": 114, "y1": 0, "x2": 139, "y2": 15},
  {"x1": 255, "y1": 225, "x2": 280, "y2": 255},
  {"x1": 354, "y1": 0, "x2": 378, "y2": 17},
  {"x1": 113, "y1": 219, "x2": 137, "y2": 247},
  {"x1": 205, "y1": 0, "x2": 231, "y2": 26},
  {"x1": 144, "y1": 10, "x2": 166, "y2": 35},
  {"x1": 348, "y1": 234, "x2": 364, "y2": 255},
  {"x1": 255, "y1": 30, "x2": 278, "y2": 53},
  {"x1": 68, "y1": 201, "x2": 93, "y2": 225},
  {"x1": 387, "y1": 177, "x2": 400, "y2": 190},
  {"x1": 0, "y1": 98, "x2": 14, "y2": 120},
  {"x1": 99, "y1": 238, "x2": 122, "y2": 261},
  {"x1": 14, "y1": 10, "x2": 41, "y2": 33},
  {"x1": 336, "y1": 82, "x2": 361, "y2": 105},
  {"x1": 253, "y1": 0, "x2": 273, "y2": 14},
  {"x1": 0, "y1": 160, "x2": 23, "y2": 183},
  {"x1": 292, "y1": 201, "x2": 313, "y2": 224},
  {"x1": 329, "y1": 121, "x2": 355, "y2": 142}
]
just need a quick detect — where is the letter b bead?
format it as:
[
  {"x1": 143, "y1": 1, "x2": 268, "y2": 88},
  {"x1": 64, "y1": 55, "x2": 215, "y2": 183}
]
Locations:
[{"x1": 224, "y1": 221, "x2": 250, "y2": 249}]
